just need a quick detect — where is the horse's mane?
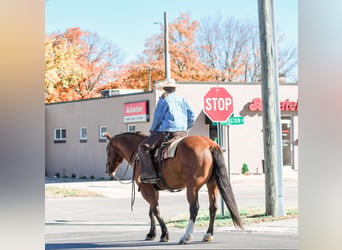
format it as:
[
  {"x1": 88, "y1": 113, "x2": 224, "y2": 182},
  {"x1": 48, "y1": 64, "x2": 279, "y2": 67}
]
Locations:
[
  {"x1": 115, "y1": 131, "x2": 147, "y2": 138},
  {"x1": 135, "y1": 131, "x2": 148, "y2": 137}
]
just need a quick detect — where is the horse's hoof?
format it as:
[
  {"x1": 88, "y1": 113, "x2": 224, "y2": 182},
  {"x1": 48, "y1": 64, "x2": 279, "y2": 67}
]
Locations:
[
  {"x1": 144, "y1": 234, "x2": 156, "y2": 241},
  {"x1": 159, "y1": 237, "x2": 169, "y2": 242},
  {"x1": 178, "y1": 235, "x2": 192, "y2": 244},
  {"x1": 160, "y1": 233, "x2": 169, "y2": 242},
  {"x1": 202, "y1": 233, "x2": 214, "y2": 242}
]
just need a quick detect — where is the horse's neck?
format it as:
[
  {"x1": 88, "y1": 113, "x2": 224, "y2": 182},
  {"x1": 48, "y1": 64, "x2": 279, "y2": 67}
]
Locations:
[{"x1": 117, "y1": 135, "x2": 142, "y2": 164}]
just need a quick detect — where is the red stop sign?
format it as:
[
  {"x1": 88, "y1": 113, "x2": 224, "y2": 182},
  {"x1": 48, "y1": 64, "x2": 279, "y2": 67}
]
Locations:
[{"x1": 203, "y1": 87, "x2": 234, "y2": 122}]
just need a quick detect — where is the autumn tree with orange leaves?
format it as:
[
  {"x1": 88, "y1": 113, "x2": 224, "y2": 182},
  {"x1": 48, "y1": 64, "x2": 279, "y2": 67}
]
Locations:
[
  {"x1": 112, "y1": 13, "x2": 220, "y2": 91},
  {"x1": 45, "y1": 13, "x2": 297, "y2": 102},
  {"x1": 45, "y1": 27, "x2": 123, "y2": 103}
]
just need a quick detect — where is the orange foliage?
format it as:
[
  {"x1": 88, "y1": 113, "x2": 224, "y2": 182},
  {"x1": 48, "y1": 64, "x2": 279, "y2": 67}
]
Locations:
[
  {"x1": 45, "y1": 27, "x2": 119, "y2": 103},
  {"x1": 45, "y1": 13, "x2": 257, "y2": 102},
  {"x1": 124, "y1": 12, "x2": 246, "y2": 89}
]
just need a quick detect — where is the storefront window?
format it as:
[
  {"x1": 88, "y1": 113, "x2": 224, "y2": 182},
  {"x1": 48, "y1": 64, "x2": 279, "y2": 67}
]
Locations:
[
  {"x1": 209, "y1": 122, "x2": 227, "y2": 150},
  {"x1": 281, "y1": 116, "x2": 293, "y2": 167}
]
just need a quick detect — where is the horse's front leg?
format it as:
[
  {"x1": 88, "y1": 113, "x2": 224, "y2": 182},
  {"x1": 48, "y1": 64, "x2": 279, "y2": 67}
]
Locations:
[
  {"x1": 179, "y1": 188, "x2": 199, "y2": 244},
  {"x1": 145, "y1": 207, "x2": 156, "y2": 240},
  {"x1": 140, "y1": 184, "x2": 169, "y2": 242},
  {"x1": 152, "y1": 203, "x2": 169, "y2": 242}
]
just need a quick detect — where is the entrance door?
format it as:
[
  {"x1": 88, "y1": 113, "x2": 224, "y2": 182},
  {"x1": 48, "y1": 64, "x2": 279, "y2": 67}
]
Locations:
[{"x1": 281, "y1": 117, "x2": 293, "y2": 167}]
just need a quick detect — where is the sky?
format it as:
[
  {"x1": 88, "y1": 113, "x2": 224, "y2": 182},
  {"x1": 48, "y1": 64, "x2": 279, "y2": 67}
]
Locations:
[{"x1": 45, "y1": 0, "x2": 298, "y2": 63}]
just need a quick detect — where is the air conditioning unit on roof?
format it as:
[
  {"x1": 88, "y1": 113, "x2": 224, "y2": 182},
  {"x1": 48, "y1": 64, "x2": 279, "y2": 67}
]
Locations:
[{"x1": 101, "y1": 89, "x2": 144, "y2": 97}]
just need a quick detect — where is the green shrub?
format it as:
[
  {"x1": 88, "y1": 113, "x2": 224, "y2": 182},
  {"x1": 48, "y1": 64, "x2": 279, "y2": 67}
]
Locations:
[{"x1": 242, "y1": 163, "x2": 249, "y2": 174}]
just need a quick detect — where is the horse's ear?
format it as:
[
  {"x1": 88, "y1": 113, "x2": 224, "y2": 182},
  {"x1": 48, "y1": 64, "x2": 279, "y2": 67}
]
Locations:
[{"x1": 104, "y1": 133, "x2": 112, "y2": 140}]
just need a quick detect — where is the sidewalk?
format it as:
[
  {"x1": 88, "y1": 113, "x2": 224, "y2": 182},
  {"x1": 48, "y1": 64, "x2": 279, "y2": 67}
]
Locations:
[
  {"x1": 45, "y1": 167, "x2": 298, "y2": 198},
  {"x1": 45, "y1": 168, "x2": 298, "y2": 234}
]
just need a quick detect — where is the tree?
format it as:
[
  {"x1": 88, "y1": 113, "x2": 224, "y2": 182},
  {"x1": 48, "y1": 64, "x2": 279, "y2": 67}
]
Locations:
[
  {"x1": 123, "y1": 12, "x2": 219, "y2": 89},
  {"x1": 197, "y1": 15, "x2": 252, "y2": 82},
  {"x1": 168, "y1": 13, "x2": 213, "y2": 81},
  {"x1": 45, "y1": 27, "x2": 124, "y2": 103},
  {"x1": 81, "y1": 31, "x2": 124, "y2": 89},
  {"x1": 196, "y1": 14, "x2": 298, "y2": 82}
]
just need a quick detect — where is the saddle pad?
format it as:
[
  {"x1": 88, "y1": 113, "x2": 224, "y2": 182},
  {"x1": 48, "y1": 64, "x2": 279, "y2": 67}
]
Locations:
[{"x1": 163, "y1": 136, "x2": 185, "y2": 159}]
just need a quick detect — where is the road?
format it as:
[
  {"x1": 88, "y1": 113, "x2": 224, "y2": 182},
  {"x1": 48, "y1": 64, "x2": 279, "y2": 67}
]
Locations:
[{"x1": 45, "y1": 169, "x2": 298, "y2": 249}]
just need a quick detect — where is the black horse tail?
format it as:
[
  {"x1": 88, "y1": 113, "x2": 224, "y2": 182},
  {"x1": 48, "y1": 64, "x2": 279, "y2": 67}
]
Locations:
[{"x1": 210, "y1": 145, "x2": 244, "y2": 230}]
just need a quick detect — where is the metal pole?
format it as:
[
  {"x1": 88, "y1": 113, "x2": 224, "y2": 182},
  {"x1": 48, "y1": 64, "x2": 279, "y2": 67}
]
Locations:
[
  {"x1": 217, "y1": 123, "x2": 225, "y2": 216},
  {"x1": 270, "y1": 0, "x2": 285, "y2": 217},
  {"x1": 164, "y1": 12, "x2": 171, "y2": 80},
  {"x1": 258, "y1": 0, "x2": 285, "y2": 217},
  {"x1": 226, "y1": 125, "x2": 231, "y2": 180},
  {"x1": 147, "y1": 66, "x2": 152, "y2": 91}
]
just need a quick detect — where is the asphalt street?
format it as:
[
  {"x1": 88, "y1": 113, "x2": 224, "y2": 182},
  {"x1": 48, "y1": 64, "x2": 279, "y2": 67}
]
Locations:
[{"x1": 45, "y1": 168, "x2": 298, "y2": 249}]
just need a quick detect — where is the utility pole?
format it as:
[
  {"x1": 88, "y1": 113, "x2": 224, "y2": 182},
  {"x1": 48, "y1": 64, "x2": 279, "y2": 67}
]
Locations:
[
  {"x1": 257, "y1": 0, "x2": 285, "y2": 217},
  {"x1": 147, "y1": 66, "x2": 152, "y2": 91},
  {"x1": 164, "y1": 12, "x2": 171, "y2": 80}
]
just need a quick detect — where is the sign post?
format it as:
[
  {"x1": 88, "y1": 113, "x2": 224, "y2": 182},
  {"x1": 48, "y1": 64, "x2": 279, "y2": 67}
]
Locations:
[{"x1": 203, "y1": 87, "x2": 234, "y2": 216}]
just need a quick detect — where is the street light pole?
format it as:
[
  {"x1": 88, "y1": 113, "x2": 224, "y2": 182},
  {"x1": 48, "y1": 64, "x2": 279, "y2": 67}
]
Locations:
[
  {"x1": 164, "y1": 12, "x2": 171, "y2": 80},
  {"x1": 147, "y1": 66, "x2": 152, "y2": 91}
]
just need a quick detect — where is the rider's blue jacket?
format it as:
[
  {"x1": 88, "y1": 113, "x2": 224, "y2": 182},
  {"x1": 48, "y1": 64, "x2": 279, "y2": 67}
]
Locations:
[{"x1": 150, "y1": 92, "x2": 195, "y2": 133}]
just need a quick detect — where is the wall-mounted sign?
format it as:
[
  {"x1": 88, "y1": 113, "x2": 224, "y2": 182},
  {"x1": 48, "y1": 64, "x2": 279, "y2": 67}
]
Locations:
[
  {"x1": 123, "y1": 101, "x2": 149, "y2": 123},
  {"x1": 248, "y1": 98, "x2": 298, "y2": 112}
]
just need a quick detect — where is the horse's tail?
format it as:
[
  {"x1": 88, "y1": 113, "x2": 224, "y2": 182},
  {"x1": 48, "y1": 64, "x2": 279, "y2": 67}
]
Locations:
[{"x1": 210, "y1": 145, "x2": 244, "y2": 230}]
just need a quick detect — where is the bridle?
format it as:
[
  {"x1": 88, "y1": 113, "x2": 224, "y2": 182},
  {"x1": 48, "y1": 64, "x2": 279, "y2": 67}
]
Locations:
[{"x1": 105, "y1": 134, "x2": 140, "y2": 211}]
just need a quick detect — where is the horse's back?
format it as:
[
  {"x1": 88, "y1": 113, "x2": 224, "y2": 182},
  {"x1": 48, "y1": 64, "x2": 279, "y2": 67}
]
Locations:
[
  {"x1": 166, "y1": 136, "x2": 217, "y2": 183},
  {"x1": 180, "y1": 135, "x2": 217, "y2": 151}
]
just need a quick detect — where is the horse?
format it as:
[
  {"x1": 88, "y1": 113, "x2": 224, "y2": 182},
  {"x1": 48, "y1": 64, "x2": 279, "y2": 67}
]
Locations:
[{"x1": 105, "y1": 132, "x2": 244, "y2": 244}]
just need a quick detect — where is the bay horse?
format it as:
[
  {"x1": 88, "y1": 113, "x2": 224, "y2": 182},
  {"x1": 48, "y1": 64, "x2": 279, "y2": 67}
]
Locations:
[{"x1": 105, "y1": 132, "x2": 244, "y2": 244}]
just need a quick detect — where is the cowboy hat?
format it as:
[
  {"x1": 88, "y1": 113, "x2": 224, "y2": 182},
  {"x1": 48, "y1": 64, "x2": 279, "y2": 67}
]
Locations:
[{"x1": 156, "y1": 78, "x2": 179, "y2": 90}]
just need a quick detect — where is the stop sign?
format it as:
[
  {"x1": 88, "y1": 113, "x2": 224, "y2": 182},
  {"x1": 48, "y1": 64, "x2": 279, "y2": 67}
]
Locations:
[{"x1": 203, "y1": 87, "x2": 234, "y2": 122}]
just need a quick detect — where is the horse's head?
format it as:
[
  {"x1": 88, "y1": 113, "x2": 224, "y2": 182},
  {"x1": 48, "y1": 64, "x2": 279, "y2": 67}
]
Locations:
[{"x1": 105, "y1": 133, "x2": 124, "y2": 176}]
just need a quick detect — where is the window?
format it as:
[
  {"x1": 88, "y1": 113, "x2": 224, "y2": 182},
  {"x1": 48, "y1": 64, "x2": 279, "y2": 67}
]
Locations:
[
  {"x1": 54, "y1": 128, "x2": 66, "y2": 143},
  {"x1": 99, "y1": 125, "x2": 107, "y2": 142},
  {"x1": 128, "y1": 124, "x2": 136, "y2": 132},
  {"x1": 80, "y1": 127, "x2": 87, "y2": 142},
  {"x1": 209, "y1": 122, "x2": 227, "y2": 150}
]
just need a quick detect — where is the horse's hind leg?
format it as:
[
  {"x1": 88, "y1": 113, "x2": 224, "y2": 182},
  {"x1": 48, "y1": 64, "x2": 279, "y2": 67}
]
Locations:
[
  {"x1": 179, "y1": 186, "x2": 199, "y2": 244},
  {"x1": 202, "y1": 180, "x2": 219, "y2": 242}
]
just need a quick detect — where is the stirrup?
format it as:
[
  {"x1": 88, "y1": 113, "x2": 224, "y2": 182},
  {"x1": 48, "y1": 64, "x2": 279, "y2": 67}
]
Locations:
[{"x1": 141, "y1": 177, "x2": 160, "y2": 184}]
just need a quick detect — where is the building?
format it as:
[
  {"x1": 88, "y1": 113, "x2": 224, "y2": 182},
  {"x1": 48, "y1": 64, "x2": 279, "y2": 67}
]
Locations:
[{"x1": 45, "y1": 82, "x2": 298, "y2": 179}]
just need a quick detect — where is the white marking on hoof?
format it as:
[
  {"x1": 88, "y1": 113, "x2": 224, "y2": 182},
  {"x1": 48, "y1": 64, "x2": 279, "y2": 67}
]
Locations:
[
  {"x1": 179, "y1": 234, "x2": 192, "y2": 244},
  {"x1": 179, "y1": 219, "x2": 195, "y2": 244},
  {"x1": 202, "y1": 233, "x2": 214, "y2": 242}
]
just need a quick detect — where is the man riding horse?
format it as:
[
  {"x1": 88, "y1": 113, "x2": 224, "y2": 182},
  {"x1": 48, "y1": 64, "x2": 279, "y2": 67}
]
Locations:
[{"x1": 138, "y1": 79, "x2": 195, "y2": 184}]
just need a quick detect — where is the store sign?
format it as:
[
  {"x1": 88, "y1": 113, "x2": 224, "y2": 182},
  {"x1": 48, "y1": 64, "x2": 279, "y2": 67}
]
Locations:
[
  {"x1": 248, "y1": 98, "x2": 298, "y2": 112},
  {"x1": 123, "y1": 101, "x2": 149, "y2": 123}
]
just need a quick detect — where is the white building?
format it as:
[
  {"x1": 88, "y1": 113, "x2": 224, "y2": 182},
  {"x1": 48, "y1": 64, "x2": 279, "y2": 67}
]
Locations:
[{"x1": 45, "y1": 82, "x2": 298, "y2": 179}]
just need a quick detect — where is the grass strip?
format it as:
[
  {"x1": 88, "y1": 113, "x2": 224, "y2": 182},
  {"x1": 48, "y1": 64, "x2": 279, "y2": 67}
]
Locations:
[
  {"x1": 45, "y1": 186, "x2": 103, "y2": 198},
  {"x1": 164, "y1": 207, "x2": 298, "y2": 228}
]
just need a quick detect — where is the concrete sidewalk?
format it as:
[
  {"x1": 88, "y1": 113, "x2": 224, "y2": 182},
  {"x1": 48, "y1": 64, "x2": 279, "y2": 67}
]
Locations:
[
  {"x1": 45, "y1": 166, "x2": 298, "y2": 198},
  {"x1": 45, "y1": 168, "x2": 298, "y2": 234}
]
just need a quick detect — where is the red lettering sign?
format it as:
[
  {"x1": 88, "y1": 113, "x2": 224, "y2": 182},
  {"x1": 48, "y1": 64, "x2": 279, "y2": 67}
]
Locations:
[
  {"x1": 124, "y1": 101, "x2": 149, "y2": 123},
  {"x1": 248, "y1": 98, "x2": 262, "y2": 111},
  {"x1": 248, "y1": 98, "x2": 298, "y2": 112}
]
